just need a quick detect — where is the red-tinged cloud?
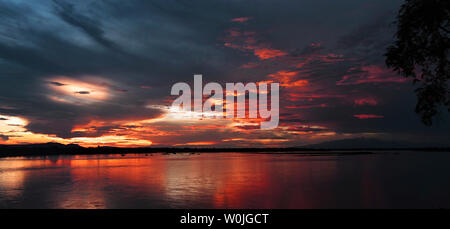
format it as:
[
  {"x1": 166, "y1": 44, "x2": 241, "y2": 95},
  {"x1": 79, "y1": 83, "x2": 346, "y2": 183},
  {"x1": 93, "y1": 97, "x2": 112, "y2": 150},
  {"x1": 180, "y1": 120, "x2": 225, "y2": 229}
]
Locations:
[
  {"x1": 267, "y1": 70, "x2": 309, "y2": 87},
  {"x1": 226, "y1": 29, "x2": 241, "y2": 37},
  {"x1": 354, "y1": 98, "x2": 378, "y2": 106},
  {"x1": 222, "y1": 27, "x2": 287, "y2": 60},
  {"x1": 286, "y1": 104, "x2": 327, "y2": 109},
  {"x1": 253, "y1": 48, "x2": 287, "y2": 60},
  {"x1": 231, "y1": 17, "x2": 251, "y2": 23},
  {"x1": 268, "y1": 70, "x2": 298, "y2": 80},
  {"x1": 287, "y1": 93, "x2": 344, "y2": 100},
  {"x1": 353, "y1": 114, "x2": 384, "y2": 119},
  {"x1": 240, "y1": 62, "x2": 259, "y2": 69},
  {"x1": 337, "y1": 65, "x2": 409, "y2": 85}
]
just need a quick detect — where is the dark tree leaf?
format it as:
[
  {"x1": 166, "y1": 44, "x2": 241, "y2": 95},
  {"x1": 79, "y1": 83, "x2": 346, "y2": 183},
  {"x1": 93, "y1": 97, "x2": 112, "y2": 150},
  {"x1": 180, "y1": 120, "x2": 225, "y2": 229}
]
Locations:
[{"x1": 385, "y1": 0, "x2": 450, "y2": 125}]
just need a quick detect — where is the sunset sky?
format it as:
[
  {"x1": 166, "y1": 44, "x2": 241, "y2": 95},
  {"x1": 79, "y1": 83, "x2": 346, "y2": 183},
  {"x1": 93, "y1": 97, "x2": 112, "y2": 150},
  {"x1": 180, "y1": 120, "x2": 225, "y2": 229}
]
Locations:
[{"x1": 0, "y1": 0, "x2": 449, "y2": 147}]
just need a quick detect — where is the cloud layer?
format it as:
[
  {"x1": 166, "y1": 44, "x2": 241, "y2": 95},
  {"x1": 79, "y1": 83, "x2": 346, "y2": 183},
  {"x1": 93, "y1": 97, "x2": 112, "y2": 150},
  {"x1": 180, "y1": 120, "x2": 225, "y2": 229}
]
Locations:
[{"x1": 0, "y1": 0, "x2": 449, "y2": 147}]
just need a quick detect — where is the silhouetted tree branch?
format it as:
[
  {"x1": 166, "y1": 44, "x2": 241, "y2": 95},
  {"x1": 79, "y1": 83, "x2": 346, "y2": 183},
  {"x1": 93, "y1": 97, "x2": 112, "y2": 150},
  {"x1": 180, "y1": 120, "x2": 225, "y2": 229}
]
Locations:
[{"x1": 385, "y1": 0, "x2": 449, "y2": 125}]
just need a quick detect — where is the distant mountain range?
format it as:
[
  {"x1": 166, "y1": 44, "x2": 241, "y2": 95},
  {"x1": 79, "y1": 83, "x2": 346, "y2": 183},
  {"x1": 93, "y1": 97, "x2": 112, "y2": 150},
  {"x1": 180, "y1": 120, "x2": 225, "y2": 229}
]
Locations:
[
  {"x1": 304, "y1": 137, "x2": 450, "y2": 149},
  {"x1": 0, "y1": 139, "x2": 449, "y2": 158},
  {"x1": 0, "y1": 142, "x2": 83, "y2": 149}
]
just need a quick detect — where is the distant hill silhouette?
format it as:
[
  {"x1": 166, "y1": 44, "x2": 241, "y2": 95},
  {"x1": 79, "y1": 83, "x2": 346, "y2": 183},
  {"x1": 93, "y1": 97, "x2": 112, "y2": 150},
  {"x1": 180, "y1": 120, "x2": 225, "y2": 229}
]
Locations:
[
  {"x1": 0, "y1": 140, "x2": 449, "y2": 158},
  {"x1": 1, "y1": 142, "x2": 83, "y2": 149},
  {"x1": 304, "y1": 137, "x2": 449, "y2": 149}
]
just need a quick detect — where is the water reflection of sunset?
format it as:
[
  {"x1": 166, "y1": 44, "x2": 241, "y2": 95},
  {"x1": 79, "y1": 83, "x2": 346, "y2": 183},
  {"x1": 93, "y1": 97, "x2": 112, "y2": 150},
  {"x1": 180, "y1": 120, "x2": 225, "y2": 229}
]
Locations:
[
  {"x1": 2, "y1": 152, "x2": 450, "y2": 208},
  {"x1": 0, "y1": 153, "x2": 344, "y2": 208}
]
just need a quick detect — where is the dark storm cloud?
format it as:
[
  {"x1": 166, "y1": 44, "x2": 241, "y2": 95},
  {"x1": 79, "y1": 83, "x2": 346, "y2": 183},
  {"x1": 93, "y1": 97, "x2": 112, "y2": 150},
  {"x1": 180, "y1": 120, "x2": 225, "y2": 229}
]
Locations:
[
  {"x1": 0, "y1": 0, "x2": 237, "y2": 138},
  {"x1": 336, "y1": 12, "x2": 397, "y2": 64},
  {"x1": 0, "y1": 134, "x2": 8, "y2": 141},
  {"x1": 53, "y1": 1, "x2": 120, "y2": 51},
  {"x1": 49, "y1": 81, "x2": 66, "y2": 86},
  {"x1": 75, "y1": 91, "x2": 90, "y2": 95}
]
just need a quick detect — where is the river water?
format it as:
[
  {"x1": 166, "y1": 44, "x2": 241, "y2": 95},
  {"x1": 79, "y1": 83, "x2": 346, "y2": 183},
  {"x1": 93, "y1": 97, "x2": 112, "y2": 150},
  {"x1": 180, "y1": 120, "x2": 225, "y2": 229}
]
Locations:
[{"x1": 1, "y1": 151, "x2": 449, "y2": 208}]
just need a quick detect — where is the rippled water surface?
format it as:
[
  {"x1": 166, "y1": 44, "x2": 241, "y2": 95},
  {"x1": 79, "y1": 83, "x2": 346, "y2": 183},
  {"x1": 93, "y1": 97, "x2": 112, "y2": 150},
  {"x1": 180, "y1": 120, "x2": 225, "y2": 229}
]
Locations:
[{"x1": 1, "y1": 152, "x2": 450, "y2": 208}]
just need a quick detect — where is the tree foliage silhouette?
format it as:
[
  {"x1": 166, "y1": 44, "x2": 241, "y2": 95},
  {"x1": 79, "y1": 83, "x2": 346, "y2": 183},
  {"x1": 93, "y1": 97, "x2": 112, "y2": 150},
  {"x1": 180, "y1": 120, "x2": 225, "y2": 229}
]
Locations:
[{"x1": 385, "y1": 0, "x2": 449, "y2": 125}]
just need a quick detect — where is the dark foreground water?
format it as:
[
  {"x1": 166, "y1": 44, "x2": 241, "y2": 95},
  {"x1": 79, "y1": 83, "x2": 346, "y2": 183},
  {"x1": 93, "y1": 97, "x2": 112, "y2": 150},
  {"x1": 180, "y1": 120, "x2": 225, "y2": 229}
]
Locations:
[{"x1": 0, "y1": 151, "x2": 449, "y2": 209}]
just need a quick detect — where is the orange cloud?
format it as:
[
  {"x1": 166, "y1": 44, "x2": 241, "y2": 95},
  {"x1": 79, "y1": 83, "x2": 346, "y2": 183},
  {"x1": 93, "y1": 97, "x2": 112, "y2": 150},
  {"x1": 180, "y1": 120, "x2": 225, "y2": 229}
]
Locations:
[
  {"x1": 175, "y1": 141, "x2": 217, "y2": 146},
  {"x1": 231, "y1": 17, "x2": 251, "y2": 23},
  {"x1": 253, "y1": 48, "x2": 287, "y2": 60},
  {"x1": 267, "y1": 70, "x2": 308, "y2": 87}
]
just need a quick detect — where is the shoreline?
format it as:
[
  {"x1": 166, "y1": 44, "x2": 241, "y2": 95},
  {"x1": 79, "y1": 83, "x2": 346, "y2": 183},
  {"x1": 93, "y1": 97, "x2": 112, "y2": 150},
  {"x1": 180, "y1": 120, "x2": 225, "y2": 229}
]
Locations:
[{"x1": 1, "y1": 145, "x2": 449, "y2": 158}]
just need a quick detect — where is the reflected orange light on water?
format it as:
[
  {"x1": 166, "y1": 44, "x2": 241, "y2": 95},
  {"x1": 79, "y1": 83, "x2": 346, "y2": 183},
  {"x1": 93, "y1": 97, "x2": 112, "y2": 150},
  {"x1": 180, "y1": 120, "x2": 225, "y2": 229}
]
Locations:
[{"x1": 2, "y1": 152, "x2": 447, "y2": 208}]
